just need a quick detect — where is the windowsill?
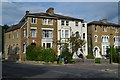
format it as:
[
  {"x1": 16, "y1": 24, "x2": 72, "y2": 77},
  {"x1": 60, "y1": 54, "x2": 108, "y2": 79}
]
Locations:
[
  {"x1": 42, "y1": 24, "x2": 53, "y2": 25},
  {"x1": 31, "y1": 23, "x2": 37, "y2": 24},
  {"x1": 42, "y1": 38, "x2": 52, "y2": 39}
]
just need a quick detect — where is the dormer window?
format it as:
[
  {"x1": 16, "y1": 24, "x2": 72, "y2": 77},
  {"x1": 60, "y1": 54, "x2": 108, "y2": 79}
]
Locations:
[{"x1": 31, "y1": 18, "x2": 37, "y2": 24}]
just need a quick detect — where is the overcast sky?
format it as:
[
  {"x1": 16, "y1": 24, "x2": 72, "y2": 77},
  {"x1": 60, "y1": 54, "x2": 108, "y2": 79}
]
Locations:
[{"x1": 1, "y1": 2, "x2": 118, "y2": 25}]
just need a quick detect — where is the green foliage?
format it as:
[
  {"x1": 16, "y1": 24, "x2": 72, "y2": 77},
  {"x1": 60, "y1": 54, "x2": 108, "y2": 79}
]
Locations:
[
  {"x1": 57, "y1": 58, "x2": 62, "y2": 64},
  {"x1": 86, "y1": 54, "x2": 94, "y2": 59},
  {"x1": 95, "y1": 58, "x2": 101, "y2": 63},
  {"x1": 106, "y1": 46, "x2": 120, "y2": 63},
  {"x1": 69, "y1": 33, "x2": 86, "y2": 54},
  {"x1": 26, "y1": 45, "x2": 57, "y2": 62},
  {"x1": 59, "y1": 43, "x2": 73, "y2": 63}
]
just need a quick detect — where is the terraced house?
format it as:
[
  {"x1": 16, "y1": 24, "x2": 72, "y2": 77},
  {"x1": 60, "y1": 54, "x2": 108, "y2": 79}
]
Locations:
[
  {"x1": 87, "y1": 19, "x2": 120, "y2": 58},
  {"x1": 4, "y1": 8, "x2": 87, "y2": 61}
]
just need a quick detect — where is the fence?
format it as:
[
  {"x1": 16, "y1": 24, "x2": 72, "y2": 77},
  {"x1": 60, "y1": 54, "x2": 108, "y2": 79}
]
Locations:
[{"x1": 75, "y1": 58, "x2": 109, "y2": 64}]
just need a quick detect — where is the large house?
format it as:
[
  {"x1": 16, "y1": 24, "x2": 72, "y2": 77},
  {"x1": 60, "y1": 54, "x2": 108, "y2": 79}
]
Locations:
[
  {"x1": 87, "y1": 19, "x2": 120, "y2": 58},
  {"x1": 4, "y1": 8, "x2": 87, "y2": 61}
]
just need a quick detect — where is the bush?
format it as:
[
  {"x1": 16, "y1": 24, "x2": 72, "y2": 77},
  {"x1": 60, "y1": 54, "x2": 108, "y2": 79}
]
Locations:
[
  {"x1": 86, "y1": 54, "x2": 94, "y2": 59},
  {"x1": 26, "y1": 45, "x2": 57, "y2": 62},
  {"x1": 59, "y1": 43, "x2": 73, "y2": 63},
  {"x1": 95, "y1": 58, "x2": 101, "y2": 63}
]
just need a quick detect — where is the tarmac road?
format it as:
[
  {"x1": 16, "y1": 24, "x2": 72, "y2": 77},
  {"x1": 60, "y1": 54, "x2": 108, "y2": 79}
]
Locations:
[{"x1": 2, "y1": 61, "x2": 119, "y2": 79}]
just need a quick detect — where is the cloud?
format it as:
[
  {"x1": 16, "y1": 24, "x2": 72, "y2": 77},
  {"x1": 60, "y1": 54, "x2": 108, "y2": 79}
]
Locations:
[
  {"x1": 53, "y1": 2, "x2": 118, "y2": 23},
  {"x1": 1, "y1": 0, "x2": 120, "y2": 2},
  {"x1": 2, "y1": 2, "x2": 46, "y2": 25},
  {"x1": 1, "y1": 2, "x2": 118, "y2": 25}
]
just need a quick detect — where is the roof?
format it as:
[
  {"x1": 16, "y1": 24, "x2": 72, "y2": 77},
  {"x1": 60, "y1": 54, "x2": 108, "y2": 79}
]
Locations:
[
  {"x1": 26, "y1": 13, "x2": 84, "y2": 21},
  {"x1": 88, "y1": 20, "x2": 120, "y2": 27},
  {"x1": 6, "y1": 20, "x2": 25, "y2": 32},
  {"x1": 6, "y1": 12, "x2": 84, "y2": 32}
]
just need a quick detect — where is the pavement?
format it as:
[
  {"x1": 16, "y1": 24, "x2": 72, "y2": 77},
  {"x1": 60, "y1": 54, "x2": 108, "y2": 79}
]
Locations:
[{"x1": 2, "y1": 61, "x2": 119, "y2": 79}]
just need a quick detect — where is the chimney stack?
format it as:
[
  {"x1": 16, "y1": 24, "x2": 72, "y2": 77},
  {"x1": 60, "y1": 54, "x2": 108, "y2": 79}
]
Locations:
[
  {"x1": 26, "y1": 11, "x2": 29, "y2": 15},
  {"x1": 46, "y1": 8, "x2": 54, "y2": 14},
  {"x1": 100, "y1": 19, "x2": 108, "y2": 23}
]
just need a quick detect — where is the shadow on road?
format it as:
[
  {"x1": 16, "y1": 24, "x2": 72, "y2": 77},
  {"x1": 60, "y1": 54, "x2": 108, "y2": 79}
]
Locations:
[{"x1": 2, "y1": 62, "x2": 48, "y2": 78}]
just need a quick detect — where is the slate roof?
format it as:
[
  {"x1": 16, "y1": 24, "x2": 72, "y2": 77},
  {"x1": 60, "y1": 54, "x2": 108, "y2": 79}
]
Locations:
[
  {"x1": 26, "y1": 13, "x2": 84, "y2": 21},
  {"x1": 6, "y1": 12, "x2": 84, "y2": 32},
  {"x1": 88, "y1": 20, "x2": 120, "y2": 27}
]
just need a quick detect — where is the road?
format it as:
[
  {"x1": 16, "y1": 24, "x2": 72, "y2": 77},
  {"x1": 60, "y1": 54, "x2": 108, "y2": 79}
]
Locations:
[{"x1": 2, "y1": 62, "x2": 119, "y2": 79}]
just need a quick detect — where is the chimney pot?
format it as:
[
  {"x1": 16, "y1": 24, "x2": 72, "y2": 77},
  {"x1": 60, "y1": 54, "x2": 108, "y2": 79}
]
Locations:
[{"x1": 26, "y1": 11, "x2": 29, "y2": 15}]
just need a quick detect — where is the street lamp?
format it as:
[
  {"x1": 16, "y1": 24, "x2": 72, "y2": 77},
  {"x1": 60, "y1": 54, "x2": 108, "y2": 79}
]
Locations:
[
  {"x1": 109, "y1": 33, "x2": 113, "y2": 64},
  {"x1": 58, "y1": 30, "x2": 61, "y2": 55}
]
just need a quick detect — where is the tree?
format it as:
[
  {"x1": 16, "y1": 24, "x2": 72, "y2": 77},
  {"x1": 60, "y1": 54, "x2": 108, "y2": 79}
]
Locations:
[
  {"x1": 69, "y1": 33, "x2": 86, "y2": 57},
  {"x1": 106, "y1": 46, "x2": 120, "y2": 63}
]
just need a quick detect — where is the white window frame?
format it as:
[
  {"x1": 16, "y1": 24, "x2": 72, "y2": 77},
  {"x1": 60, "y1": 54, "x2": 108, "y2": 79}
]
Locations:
[
  {"x1": 102, "y1": 35, "x2": 109, "y2": 42},
  {"x1": 42, "y1": 30, "x2": 53, "y2": 38},
  {"x1": 42, "y1": 19, "x2": 53, "y2": 25},
  {"x1": 66, "y1": 21, "x2": 69, "y2": 26},
  {"x1": 31, "y1": 18, "x2": 37, "y2": 24},
  {"x1": 65, "y1": 30, "x2": 69, "y2": 38},
  {"x1": 75, "y1": 22, "x2": 78, "y2": 26},
  {"x1": 95, "y1": 27, "x2": 97, "y2": 32},
  {"x1": 61, "y1": 20, "x2": 65, "y2": 26},
  {"x1": 94, "y1": 35, "x2": 98, "y2": 42},
  {"x1": 31, "y1": 29, "x2": 37, "y2": 37},
  {"x1": 102, "y1": 27, "x2": 107, "y2": 32},
  {"x1": 23, "y1": 30, "x2": 26, "y2": 37},
  {"x1": 83, "y1": 33, "x2": 85, "y2": 40},
  {"x1": 61, "y1": 29, "x2": 70, "y2": 38},
  {"x1": 23, "y1": 44, "x2": 26, "y2": 53},
  {"x1": 82, "y1": 24, "x2": 85, "y2": 27},
  {"x1": 42, "y1": 42, "x2": 52, "y2": 48}
]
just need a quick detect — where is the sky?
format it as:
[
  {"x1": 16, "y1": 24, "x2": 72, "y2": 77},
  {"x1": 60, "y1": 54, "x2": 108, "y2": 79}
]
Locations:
[{"x1": 1, "y1": 2, "x2": 119, "y2": 25}]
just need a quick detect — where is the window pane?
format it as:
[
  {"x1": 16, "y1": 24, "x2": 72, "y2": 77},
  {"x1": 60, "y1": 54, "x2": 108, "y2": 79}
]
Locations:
[
  {"x1": 43, "y1": 43, "x2": 45, "y2": 48},
  {"x1": 66, "y1": 21, "x2": 69, "y2": 26},
  {"x1": 83, "y1": 33, "x2": 85, "y2": 39},
  {"x1": 47, "y1": 43, "x2": 51, "y2": 48},
  {"x1": 42, "y1": 30, "x2": 52, "y2": 38},
  {"x1": 75, "y1": 22, "x2": 78, "y2": 26},
  {"x1": 31, "y1": 29, "x2": 36, "y2": 37},
  {"x1": 48, "y1": 19, "x2": 52, "y2": 24},
  {"x1": 32, "y1": 18, "x2": 36, "y2": 24},
  {"x1": 61, "y1": 20, "x2": 64, "y2": 25},
  {"x1": 65, "y1": 30, "x2": 69, "y2": 38},
  {"x1": 82, "y1": 24, "x2": 85, "y2": 27}
]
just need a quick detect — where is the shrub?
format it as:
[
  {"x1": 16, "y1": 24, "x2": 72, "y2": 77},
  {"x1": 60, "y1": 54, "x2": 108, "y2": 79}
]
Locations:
[
  {"x1": 86, "y1": 54, "x2": 94, "y2": 59},
  {"x1": 26, "y1": 45, "x2": 36, "y2": 60},
  {"x1": 95, "y1": 58, "x2": 101, "y2": 63},
  {"x1": 26, "y1": 45, "x2": 57, "y2": 62},
  {"x1": 59, "y1": 43, "x2": 73, "y2": 63}
]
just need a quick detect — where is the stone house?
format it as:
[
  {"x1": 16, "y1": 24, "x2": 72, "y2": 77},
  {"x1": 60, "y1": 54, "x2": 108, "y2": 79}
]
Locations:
[
  {"x1": 4, "y1": 8, "x2": 87, "y2": 61},
  {"x1": 87, "y1": 19, "x2": 120, "y2": 58}
]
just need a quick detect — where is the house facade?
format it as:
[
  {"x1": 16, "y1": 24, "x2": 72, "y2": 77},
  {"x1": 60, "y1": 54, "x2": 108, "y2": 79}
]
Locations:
[
  {"x1": 4, "y1": 8, "x2": 87, "y2": 61},
  {"x1": 87, "y1": 19, "x2": 120, "y2": 58}
]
